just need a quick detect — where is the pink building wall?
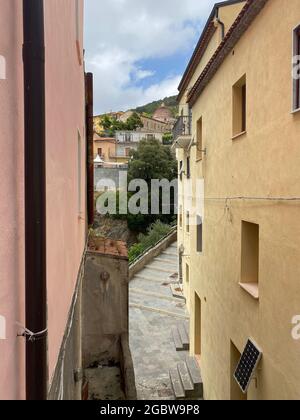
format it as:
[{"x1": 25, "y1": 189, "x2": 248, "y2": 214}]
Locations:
[
  {"x1": 0, "y1": 0, "x2": 25, "y2": 400},
  {"x1": 44, "y1": 0, "x2": 86, "y2": 384},
  {"x1": 0, "y1": 0, "x2": 87, "y2": 399}
]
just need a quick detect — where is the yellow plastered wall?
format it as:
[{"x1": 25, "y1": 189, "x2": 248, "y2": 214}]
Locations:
[{"x1": 178, "y1": 0, "x2": 300, "y2": 400}]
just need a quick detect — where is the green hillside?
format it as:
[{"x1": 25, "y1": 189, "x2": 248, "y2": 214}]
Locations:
[{"x1": 131, "y1": 95, "x2": 178, "y2": 117}]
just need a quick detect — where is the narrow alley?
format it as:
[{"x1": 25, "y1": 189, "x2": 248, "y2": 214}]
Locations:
[{"x1": 129, "y1": 243, "x2": 202, "y2": 400}]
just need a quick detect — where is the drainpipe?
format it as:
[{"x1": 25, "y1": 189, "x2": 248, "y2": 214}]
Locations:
[
  {"x1": 85, "y1": 73, "x2": 94, "y2": 226},
  {"x1": 23, "y1": 0, "x2": 48, "y2": 400},
  {"x1": 214, "y1": 8, "x2": 225, "y2": 40}
]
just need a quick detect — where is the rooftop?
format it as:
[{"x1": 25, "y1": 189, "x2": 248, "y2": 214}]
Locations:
[{"x1": 88, "y1": 237, "x2": 128, "y2": 259}]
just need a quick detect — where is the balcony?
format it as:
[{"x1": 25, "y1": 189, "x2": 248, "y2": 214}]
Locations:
[{"x1": 172, "y1": 116, "x2": 192, "y2": 149}]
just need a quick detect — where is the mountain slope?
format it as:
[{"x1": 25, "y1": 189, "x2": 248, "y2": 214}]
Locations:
[{"x1": 131, "y1": 95, "x2": 178, "y2": 117}]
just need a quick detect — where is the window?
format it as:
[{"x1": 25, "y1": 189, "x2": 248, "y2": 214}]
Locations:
[
  {"x1": 197, "y1": 216, "x2": 203, "y2": 253},
  {"x1": 125, "y1": 147, "x2": 131, "y2": 157},
  {"x1": 232, "y1": 75, "x2": 246, "y2": 137},
  {"x1": 240, "y1": 221, "x2": 259, "y2": 299},
  {"x1": 196, "y1": 118, "x2": 203, "y2": 161},
  {"x1": 186, "y1": 156, "x2": 191, "y2": 179},
  {"x1": 179, "y1": 160, "x2": 183, "y2": 181},
  {"x1": 98, "y1": 148, "x2": 102, "y2": 156},
  {"x1": 186, "y1": 212, "x2": 190, "y2": 233},
  {"x1": 77, "y1": 131, "x2": 82, "y2": 215},
  {"x1": 293, "y1": 25, "x2": 300, "y2": 111}
]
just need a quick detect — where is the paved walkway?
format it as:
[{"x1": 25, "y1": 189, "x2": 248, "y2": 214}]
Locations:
[{"x1": 129, "y1": 242, "x2": 189, "y2": 400}]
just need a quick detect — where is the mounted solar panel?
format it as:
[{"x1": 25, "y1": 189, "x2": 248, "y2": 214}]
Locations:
[{"x1": 234, "y1": 339, "x2": 262, "y2": 394}]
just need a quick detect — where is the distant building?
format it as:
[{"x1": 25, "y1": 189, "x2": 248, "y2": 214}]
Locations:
[
  {"x1": 93, "y1": 132, "x2": 116, "y2": 162},
  {"x1": 153, "y1": 102, "x2": 175, "y2": 123},
  {"x1": 119, "y1": 111, "x2": 170, "y2": 133},
  {"x1": 114, "y1": 130, "x2": 164, "y2": 161}
]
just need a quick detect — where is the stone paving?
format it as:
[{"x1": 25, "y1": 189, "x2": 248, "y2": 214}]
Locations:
[{"x1": 129, "y1": 243, "x2": 189, "y2": 400}]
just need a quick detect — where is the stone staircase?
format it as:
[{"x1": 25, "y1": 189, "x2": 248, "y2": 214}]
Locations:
[
  {"x1": 170, "y1": 356, "x2": 203, "y2": 400},
  {"x1": 172, "y1": 321, "x2": 190, "y2": 351},
  {"x1": 129, "y1": 241, "x2": 203, "y2": 400}
]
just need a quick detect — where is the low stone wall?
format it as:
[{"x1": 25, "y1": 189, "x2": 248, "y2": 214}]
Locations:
[
  {"x1": 129, "y1": 229, "x2": 177, "y2": 281},
  {"x1": 120, "y1": 333, "x2": 137, "y2": 400},
  {"x1": 82, "y1": 248, "x2": 129, "y2": 368}
]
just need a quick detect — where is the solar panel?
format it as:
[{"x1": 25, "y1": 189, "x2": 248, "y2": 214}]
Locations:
[{"x1": 234, "y1": 339, "x2": 262, "y2": 394}]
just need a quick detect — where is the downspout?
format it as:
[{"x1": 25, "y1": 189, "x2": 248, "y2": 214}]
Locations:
[
  {"x1": 23, "y1": 0, "x2": 48, "y2": 400},
  {"x1": 214, "y1": 7, "x2": 225, "y2": 40},
  {"x1": 85, "y1": 73, "x2": 94, "y2": 226}
]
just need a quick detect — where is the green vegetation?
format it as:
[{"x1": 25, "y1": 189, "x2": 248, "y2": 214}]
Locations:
[
  {"x1": 162, "y1": 132, "x2": 173, "y2": 145},
  {"x1": 98, "y1": 112, "x2": 143, "y2": 136},
  {"x1": 132, "y1": 95, "x2": 178, "y2": 118},
  {"x1": 98, "y1": 139, "x2": 177, "y2": 234},
  {"x1": 128, "y1": 138, "x2": 176, "y2": 184},
  {"x1": 128, "y1": 221, "x2": 174, "y2": 263}
]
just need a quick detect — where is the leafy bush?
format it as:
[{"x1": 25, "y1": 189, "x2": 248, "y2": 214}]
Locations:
[
  {"x1": 162, "y1": 133, "x2": 173, "y2": 145},
  {"x1": 128, "y1": 221, "x2": 173, "y2": 263}
]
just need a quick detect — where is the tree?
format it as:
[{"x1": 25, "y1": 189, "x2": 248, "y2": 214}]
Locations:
[
  {"x1": 126, "y1": 138, "x2": 177, "y2": 231},
  {"x1": 128, "y1": 138, "x2": 176, "y2": 183},
  {"x1": 125, "y1": 112, "x2": 144, "y2": 131},
  {"x1": 162, "y1": 132, "x2": 173, "y2": 145},
  {"x1": 99, "y1": 112, "x2": 143, "y2": 136}
]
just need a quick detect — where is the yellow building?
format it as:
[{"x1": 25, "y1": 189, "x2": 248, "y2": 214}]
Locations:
[
  {"x1": 93, "y1": 132, "x2": 116, "y2": 161},
  {"x1": 174, "y1": 0, "x2": 300, "y2": 400}
]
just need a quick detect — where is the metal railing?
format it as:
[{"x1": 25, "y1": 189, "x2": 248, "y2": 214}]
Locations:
[{"x1": 172, "y1": 115, "x2": 192, "y2": 141}]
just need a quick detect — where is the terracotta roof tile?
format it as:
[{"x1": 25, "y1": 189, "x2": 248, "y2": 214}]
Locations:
[
  {"x1": 88, "y1": 237, "x2": 128, "y2": 259},
  {"x1": 187, "y1": 0, "x2": 269, "y2": 106}
]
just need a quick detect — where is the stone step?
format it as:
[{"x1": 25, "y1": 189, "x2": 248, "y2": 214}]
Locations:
[
  {"x1": 171, "y1": 326, "x2": 185, "y2": 351},
  {"x1": 135, "y1": 274, "x2": 167, "y2": 283},
  {"x1": 155, "y1": 257, "x2": 178, "y2": 266},
  {"x1": 169, "y1": 368, "x2": 185, "y2": 400},
  {"x1": 177, "y1": 362, "x2": 194, "y2": 398},
  {"x1": 178, "y1": 323, "x2": 189, "y2": 351},
  {"x1": 162, "y1": 251, "x2": 178, "y2": 258},
  {"x1": 151, "y1": 262, "x2": 178, "y2": 272},
  {"x1": 185, "y1": 356, "x2": 203, "y2": 399},
  {"x1": 170, "y1": 283, "x2": 185, "y2": 300},
  {"x1": 183, "y1": 320, "x2": 190, "y2": 338},
  {"x1": 146, "y1": 265, "x2": 176, "y2": 275}
]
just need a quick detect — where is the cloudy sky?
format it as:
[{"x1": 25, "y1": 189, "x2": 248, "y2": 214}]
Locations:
[{"x1": 84, "y1": 0, "x2": 216, "y2": 115}]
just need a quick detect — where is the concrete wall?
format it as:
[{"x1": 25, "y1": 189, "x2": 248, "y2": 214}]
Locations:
[
  {"x1": 95, "y1": 166, "x2": 128, "y2": 191},
  {"x1": 178, "y1": 0, "x2": 300, "y2": 400},
  {"x1": 83, "y1": 251, "x2": 129, "y2": 368}
]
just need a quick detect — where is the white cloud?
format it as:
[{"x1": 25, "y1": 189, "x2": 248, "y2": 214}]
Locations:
[
  {"x1": 84, "y1": 0, "x2": 216, "y2": 114},
  {"x1": 135, "y1": 69, "x2": 156, "y2": 81}
]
